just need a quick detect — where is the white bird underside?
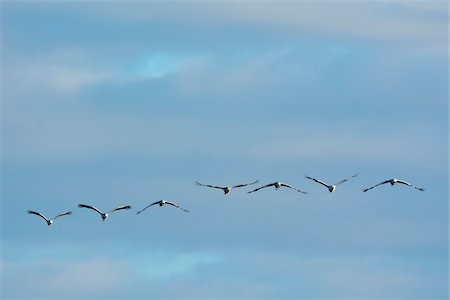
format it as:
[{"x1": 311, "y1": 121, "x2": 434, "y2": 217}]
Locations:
[
  {"x1": 363, "y1": 178, "x2": 425, "y2": 192},
  {"x1": 248, "y1": 182, "x2": 307, "y2": 194},
  {"x1": 196, "y1": 180, "x2": 259, "y2": 194},
  {"x1": 305, "y1": 173, "x2": 358, "y2": 192},
  {"x1": 78, "y1": 204, "x2": 131, "y2": 220},
  {"x1": 27, "y1": 210, "x2": 72, "y2": 226},
  {"x1": 136, "y1": 200, "x2": 189, "y2": 214}
]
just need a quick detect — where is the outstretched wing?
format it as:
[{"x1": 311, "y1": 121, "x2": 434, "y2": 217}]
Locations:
[
  {"x1": 108, "y1": 205, "x2": 131, "y2": 214},
  {"x1": 232, "y1": 179, "x2": 260, "y2": 189},
  {"x1": 335, "y1": 173, "x2": 359, "y2": 187},
  {"x1": 396, "y1": 179, "x2": 425, "y2": 191},
  {"x1": 280, "y1": 183, "x2": 308, "y2": 194},
  {"x1": 78, "y1": 204, "x2": 104, "y2": 216},
  {"x1": 195, "y1": 181, "x2": 225, "y2": 190},
  {"x1": 248, "y1": 183, "x2": 276, "y2": 194},
  {"x1": 51, "y1": 211, "x2": 72, "y2": 221},
  {"x1": 164, "y1": 201, "x2": 190, "y2": 213},
  {"x1": 362, "y1": 180, "x2": 391, "y2": 192},
  {"x1": 136, "y1": 201, "x2": 160, "y2": 215},
  {"x1": 27, "y1": 210, "x2": 50, "y2": 223},
  {"x1": 305, "y1": 176, "x2": 329, "y2": 188}
]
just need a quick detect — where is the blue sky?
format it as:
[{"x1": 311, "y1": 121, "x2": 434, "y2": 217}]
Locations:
[{"x1": 1, "y1": 1, "x2": 448, "y2": 299}]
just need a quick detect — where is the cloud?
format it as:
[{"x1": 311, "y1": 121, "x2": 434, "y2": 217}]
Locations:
[
  {"x1": 1, "y1": 248, "x2": 226, "y2": 299},
  {"x1": 132, "y1": 251, "x2": 223, "y2": 281},
  {"x1": 89, "y1": 1, "x2": 447, "y2": 44},
  {"x1": 2, "y1": 258, "x2": 133, "y2": 298},
  {"x1": 175, "y1": 48, "x2": 294, "y2": 95},
  {"x1": 2, "y1": 48, "x2": 112, "y2": 95},
  {"x1": 223, "y1": 250, "x2": 447, "y2": 298},
  {"x1": 222, "y1": 1, "x2": 447, "y2": 43},
  {"x1": 134, "y1": 52, "x2": 182, "y2": 79},
  {"x1": 3, "y1": 48, "x2": 185, "y2": 97},
  {"x1": 247, "y1": 122, "x2": 446, "y2": 172}
]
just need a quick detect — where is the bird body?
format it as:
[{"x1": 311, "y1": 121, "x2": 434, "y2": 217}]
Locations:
[
  {"x1": 136, "y1": 200, "x2": 189, "y2": 214},
  {"x1": 248, "y1": 181, "x2": 307, "y2": 194},
  {"x1": 305, "y1": 173, "x2": 358, "y2": 193},
  {"x1": 27, "y1": 210, "x2": 72, "y2": 226},
  {"x1": 78, "y1": 204, "x2": 131, "y2": 221},
  {"x1": 196, "y1": 180, "x2": 259, "y2": 194},
  {"x1": 363, "y1": 178, "x2": 424, "y2": 192}
]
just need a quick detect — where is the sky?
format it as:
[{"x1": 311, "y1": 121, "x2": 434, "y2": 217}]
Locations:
[{"x1": 1, "y1": 1, "x2": 448, "y2": 299}]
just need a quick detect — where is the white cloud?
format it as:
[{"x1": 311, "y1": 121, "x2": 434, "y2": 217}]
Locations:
[
  {"x1": 132, "y1": 251, "x2": 223, "y2": 281},
  {"x1": 227, "y1": 251, "x2": 447, "y2": 297},
  {"x1": 90, "y1": 1, "x2": 447, "y2": 44},
  {"x1": 249, "y1": 124, "x2": 445, "y2": 170},
  {"x1": 2, "y1": 258, "x2": 133, "y2": 298},
  {"x1": 134, "y1": 52, "x2": 182, "y2": 79},
  {"x1": 3, "y1": 48, "x2": 113, "y2": 95},
  {"x1": 222, "y1": 1, "x2": 446, "y2": 42}
]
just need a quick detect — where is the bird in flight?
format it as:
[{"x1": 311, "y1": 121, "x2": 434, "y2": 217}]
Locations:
[
  {"x1": 305, "y1": 173, "x2": 358, "y2": 193},
  {"x1": 195, "y1": 179, "x2": 259, "y2": 194},
  {"x1": 78, "y1": 204, "x2": 131, "y2": 221},
  {"x1": 136, "y1": 200, "x2": 189, "y2": 214},
  {"x1": 27, "y1": 210, "x2": 72, "y2": 226},
  {"x1": 248, "y1": 182, "x2": 307, "y2": 194},
  {"x1": 363, "y1": 178, "x2": 425, "y2": 192}
]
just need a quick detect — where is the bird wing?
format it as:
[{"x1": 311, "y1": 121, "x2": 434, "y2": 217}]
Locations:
[
  {"x1": 396, "y1": 179, "x2": 425, "y2": 191},
  {"x1": 280, "y1": 183, "x2": 308, "y2": 194},
  {"x1": 27, "y1": 210, "x2": 50, "y2": 223},
  {"x1": 232, "y1": 179, "x2": 260, "y2": 189},
  {"x1": 78, "y1": 204, "x2": 104, "y2": 216},
  {"x1": 108, "y1": 205, "x2": 132, "y2": 214},
  {"x1": 335, "y1": 173, "x2": 359, "y2": 187},
  {"x1": 195, "y1": 181, "x2": 225, "y2": 190},
  {"x1": 247, "y1": 183, "x2": 276, "y2": 194},
  {"x1": 165, "y1": 201, "x2": 190, "y2": 213},
  {"x1": 136, "y1": 201, "x2": 160, "y2": 215},
  {"x1": 51, "y1": 211, "x2": 72, "y2": 221},
  {"x1": 362, "y1": 180, "x2": 391, "y2": 192},
  {"x1": 305, "y1": 176, "x2": 329, "y2": 188}
]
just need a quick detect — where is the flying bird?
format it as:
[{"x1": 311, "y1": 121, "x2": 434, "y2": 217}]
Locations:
[
  {"x1": 136, "y1": 200, "x2": 189, "y2": 215},
  {"x1": 27, "y1": 210, "x2": 72, "y2": 226},
  {"x1": 248, "y1": 182, "x2": 307, "y2": 194},
  {"x1": 363, "y1": 178, "x2": 425, "y2": 192},
  {"x1": 78, "y1": 204, "x2": 131, "y2": 221},
  {"x1": 305, "y1": 173, "x2": 358, "y2": 193},
  {"x1": 195, "y1": 179, "x2": 259, "y2": 194}
]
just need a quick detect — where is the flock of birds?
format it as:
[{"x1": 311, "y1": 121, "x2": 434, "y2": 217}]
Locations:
[{"x1": 27, "y1": 175, "x2": 425, "y2": 226}]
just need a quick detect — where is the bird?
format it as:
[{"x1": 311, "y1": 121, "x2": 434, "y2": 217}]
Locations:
[
  {"x1": 136, "y1": 200, "x2": 189, "y2": 214},
  {"x1": 195, "y1": 179, "x2": 259, "y2": 194},
  {"x1": 305, "y1": 173, "x2": 358, "y2": 193},
  {"x1": 248, "y1": 182, "x2": 307, "y2": 194},
  {"x1": 78, "y1": 204, "x2": 131, "y2": 221},
  {"x1": 363, "y1": 178, "x2": 425, "y2": 192},
  {"x1": 27, "y1": 210, "x2": 72, "y2": 226}
]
